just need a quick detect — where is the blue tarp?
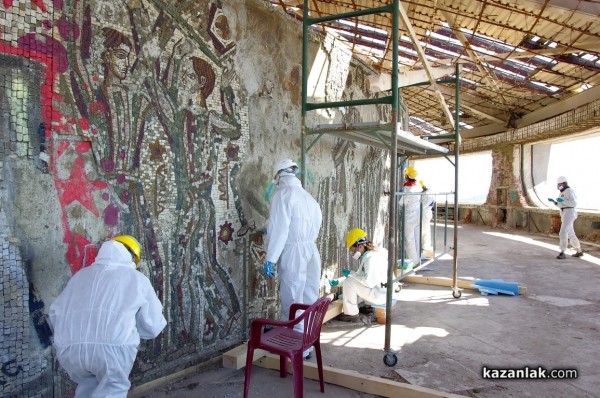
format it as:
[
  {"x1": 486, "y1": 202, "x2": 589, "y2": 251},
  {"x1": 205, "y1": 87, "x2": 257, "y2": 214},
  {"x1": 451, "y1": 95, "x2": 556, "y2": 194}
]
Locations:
[{"x1": 472, "y1": 278, "x2": 519, "y2": 296}]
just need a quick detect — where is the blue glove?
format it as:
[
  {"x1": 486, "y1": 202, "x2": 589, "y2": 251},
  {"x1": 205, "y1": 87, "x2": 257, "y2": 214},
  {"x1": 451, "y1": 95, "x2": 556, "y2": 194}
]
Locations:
[
  {"x1": 547, "y1": 197, "x2": 556, "y2": 203},
  {"x1": 556, "y1": 197, "x2": 564, "y2": 203},
  {"x1": 263, "y1": 261, "x2": 275, "y2": 278},
  {"x1": 329, "y1": 279, "x2": 339, "y2": 287},
  {"x1": 342, "y1": 269, "x2": 351, "y2": 277}
]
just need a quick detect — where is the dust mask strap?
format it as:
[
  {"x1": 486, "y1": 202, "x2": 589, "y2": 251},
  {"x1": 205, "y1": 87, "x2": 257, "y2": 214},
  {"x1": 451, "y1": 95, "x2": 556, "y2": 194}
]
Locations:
[{"x1": 352, "y1": 250, "x2": 362, "y2": 260}]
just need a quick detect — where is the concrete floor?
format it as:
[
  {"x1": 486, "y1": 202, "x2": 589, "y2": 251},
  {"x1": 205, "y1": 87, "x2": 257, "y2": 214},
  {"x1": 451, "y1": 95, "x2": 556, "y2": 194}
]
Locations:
[{"x1": 130, "y1": 223, "x2": 600, "y2": 398}]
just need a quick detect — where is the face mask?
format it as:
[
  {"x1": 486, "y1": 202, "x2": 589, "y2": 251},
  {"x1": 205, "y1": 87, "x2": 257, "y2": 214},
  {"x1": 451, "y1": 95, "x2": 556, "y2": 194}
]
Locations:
[{"x1": 352, "y1": 250, "x2": 362, "y2": 260}]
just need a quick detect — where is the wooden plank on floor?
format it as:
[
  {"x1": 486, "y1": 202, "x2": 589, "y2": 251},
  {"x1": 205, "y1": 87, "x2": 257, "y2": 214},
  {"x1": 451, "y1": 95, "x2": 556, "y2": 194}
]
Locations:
[
  {"x1": 222, "y1": 343, "x2": 268, "y2": 370},
  {"x1": 223, "y1": 299, "x2": 342, "y2": 370},
  {"x1": 255, "y1": 353, "x2": 466, "y2": 398},
  {"x1": 403, "y1": 275, "x2": 527, "y2": 296},
  {"x1": 323, "y1": 299, "x2": 343, "y2": 323},
  {"x1": 130, "y1": 357, "x2": 222, "y2": 397}
]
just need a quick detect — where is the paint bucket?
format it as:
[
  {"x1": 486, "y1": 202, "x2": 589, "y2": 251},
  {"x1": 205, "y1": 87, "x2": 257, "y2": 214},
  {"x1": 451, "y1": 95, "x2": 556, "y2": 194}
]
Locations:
[
  {"x1": 374, "y1": 307, "x2": 386, "y2": 324},
  {"x1": 396, "y1": 259, "x2": 414, "y2": 270}
]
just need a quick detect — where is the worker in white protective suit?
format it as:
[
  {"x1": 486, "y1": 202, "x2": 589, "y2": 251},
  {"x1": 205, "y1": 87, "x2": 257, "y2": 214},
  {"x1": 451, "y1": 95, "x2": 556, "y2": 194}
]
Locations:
[
  {"x1": 419, "y1": 180, "x2": 435, "y2": 254},
  {"x1": 401, "y1": 166, "x2": 422, "y2": 266},
  {"x1": 49, "y1": 236, "x2": 167, "y2": 398},
  {"x1": 549, "y1": 176, "x2": 583, "y2": 259},
  {"x1": 263, "y1": 159, "x2": 322, "y2": 359},
  {"x1": 329, "y1": 228, "x2": 387, "y2": 322}
]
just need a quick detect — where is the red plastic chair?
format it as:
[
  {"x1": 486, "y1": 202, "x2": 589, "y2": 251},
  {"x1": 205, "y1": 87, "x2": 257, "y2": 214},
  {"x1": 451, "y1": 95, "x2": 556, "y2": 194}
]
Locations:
[{"x1": 243, "y1": 295, "x2": 332, "y2": 398}]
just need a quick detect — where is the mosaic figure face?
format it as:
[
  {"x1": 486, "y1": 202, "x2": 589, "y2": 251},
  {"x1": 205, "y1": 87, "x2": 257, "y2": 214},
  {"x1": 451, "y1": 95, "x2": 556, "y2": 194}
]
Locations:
[
  {"x1": 101, "y1": 27, "x2": 132, "y2": 82},
  {"x1": 180, "y1": 59, "x2": 201, "y2": 93},
  {"x1": 178, "y1": 56, "x2": 216, "y2": 111},
  {"x1": 178, "y1": 59, "x2": 203, "y2": 110},
  {"x1": 105, "y1": 43, "x2": 131, "y2": 81}
]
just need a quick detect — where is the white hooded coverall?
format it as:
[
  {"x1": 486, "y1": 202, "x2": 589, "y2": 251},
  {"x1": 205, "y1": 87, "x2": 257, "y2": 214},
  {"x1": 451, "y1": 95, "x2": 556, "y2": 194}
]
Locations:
[
  {"x1": 266, "y1": 175, "x2": 322, "y2": 330},
  {"x1": 402, "y1": 181, "x2": 422, "y2": 265},
  {"x1": 557, "y1": 186, "x2": 581, "y2": 253},
  {"x1": 341, "y1": 248, "x2": 388, "y2": 316},
  {"x1": 420, "y1": 190, "x2": 435, "y2": 251},
  {"x1": 49, "y1": 240, "x2": 167, "y2": 398}
]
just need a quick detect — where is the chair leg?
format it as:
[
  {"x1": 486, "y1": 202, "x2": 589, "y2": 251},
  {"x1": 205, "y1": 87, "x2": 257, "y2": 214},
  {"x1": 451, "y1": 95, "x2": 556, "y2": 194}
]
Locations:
[
  {"x1": 315, "y1": 342, "x2": 325, "y2": 393},
  {"x1": 291, "y1": 352, "x2": 304, "y2": 398},
  {"x1": 243, "y1": 347, "x2": 254, "y2": 398},
  {"x1": 280, "y1": 355, "x2": 288, "y2": 378}
]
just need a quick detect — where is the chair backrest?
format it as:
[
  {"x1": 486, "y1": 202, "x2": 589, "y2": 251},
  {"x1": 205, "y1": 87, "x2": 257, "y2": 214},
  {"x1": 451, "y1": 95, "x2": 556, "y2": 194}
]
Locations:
[{"x1": 301, "y1": 296, "x2": 332, "y2": 350}]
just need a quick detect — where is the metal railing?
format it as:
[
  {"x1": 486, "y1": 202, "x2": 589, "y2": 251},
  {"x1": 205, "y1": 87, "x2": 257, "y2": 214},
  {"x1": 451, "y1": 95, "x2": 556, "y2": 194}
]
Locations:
[{"x1": 391, "y1": 190, "x2": 455, "y2": 285}]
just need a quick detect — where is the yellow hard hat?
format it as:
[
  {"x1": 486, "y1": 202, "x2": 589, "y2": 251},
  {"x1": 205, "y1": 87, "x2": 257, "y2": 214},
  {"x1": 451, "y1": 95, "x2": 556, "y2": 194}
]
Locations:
[
  {"x1": 405, "y1": 166, "x2": 418, "y2": 179},
  {"x1": 345, "y1": 228, "x2": 367, "y2": 249},
  {"x1": 419, "y1": 180, "x2": 426, "y2": 187},
  {"x1": 112, "y1": 235, "x2": 141, "y2": 265}
]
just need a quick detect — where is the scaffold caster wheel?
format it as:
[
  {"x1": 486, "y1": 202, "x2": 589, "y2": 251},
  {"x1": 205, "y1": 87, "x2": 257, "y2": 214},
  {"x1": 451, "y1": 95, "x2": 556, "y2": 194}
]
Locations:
[
  {"x1": 452, "y1": 290, "x2": 462, "y2": 299},
  {"x1": 383, "y1": 353, "x2": 398, "y2": 367}
]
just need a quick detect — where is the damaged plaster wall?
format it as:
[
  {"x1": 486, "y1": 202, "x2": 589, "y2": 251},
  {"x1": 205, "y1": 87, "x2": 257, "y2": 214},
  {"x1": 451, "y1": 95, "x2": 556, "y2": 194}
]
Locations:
[
  {"x1": 0, "y1": 55, "x2": 63, "y2": 397},
  {"x1": 0, "y1": 0, "x2": 391, "y2": 396},
  {"x1": 230, "y1": 1, "x2": 391, "y2": 309}
]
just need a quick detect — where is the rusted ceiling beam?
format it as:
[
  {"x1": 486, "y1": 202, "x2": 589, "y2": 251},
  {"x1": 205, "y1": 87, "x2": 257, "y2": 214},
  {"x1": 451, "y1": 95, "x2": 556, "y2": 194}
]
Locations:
[
  {"x1": 418, "y1": 84, "x2": 509, "y2": 123},
  {"x1": 439, "y1": 5, "x2": 509, "y2": 107},
  {"x1": 461, "y1": 83, "x2": 600, "y2": 138},
  {"x1": 517, "y1": 83, "x2": 600, "y2": 127},
  {"x1": 426, "y1": 43, "x2": 600, "y2": 68},
  {"x1": 457, "y1": 104, "x2": 505, "y2": 125},
  {"x1": 397, "y1": 1, "x2": 455, "y2": 128}
]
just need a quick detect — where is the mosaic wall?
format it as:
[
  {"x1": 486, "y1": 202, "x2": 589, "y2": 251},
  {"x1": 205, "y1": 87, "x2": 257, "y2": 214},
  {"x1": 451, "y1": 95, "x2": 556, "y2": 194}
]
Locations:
[
  {"x1": 0, "y1": 52, "x2": 54, "y2": 398},
  {"x1": 0, "y1": 237, "x2": 53, "y2": 398},
  {"x1": 0, "y1": 0, "x2": 392, "y2": 396}
]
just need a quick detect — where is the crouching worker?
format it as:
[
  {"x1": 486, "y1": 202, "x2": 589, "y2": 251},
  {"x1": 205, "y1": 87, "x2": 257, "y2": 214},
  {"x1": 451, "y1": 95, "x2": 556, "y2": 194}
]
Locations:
[
  {"x1": 49, "y1": 235, "x2": 167, "y2": 398},
  {"x1": 330, "y1": 228, "x2": 387, "y2": 322}
]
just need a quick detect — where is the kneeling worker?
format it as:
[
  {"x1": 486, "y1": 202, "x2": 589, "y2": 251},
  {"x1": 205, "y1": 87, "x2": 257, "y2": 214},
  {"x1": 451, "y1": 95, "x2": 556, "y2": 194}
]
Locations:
[
  {"x1": 330, "y1": 228, "x2": 387, "y2": 322},
  {"x1": 49, "y1": 235, "x2": 167, "y2": 397}
]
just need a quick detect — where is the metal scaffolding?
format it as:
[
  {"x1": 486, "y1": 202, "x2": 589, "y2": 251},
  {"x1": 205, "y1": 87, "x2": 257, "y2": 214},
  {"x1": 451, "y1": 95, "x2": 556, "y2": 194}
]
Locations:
[{"x1": 300, "y1": 0, "x2": 461, "y2": 367}]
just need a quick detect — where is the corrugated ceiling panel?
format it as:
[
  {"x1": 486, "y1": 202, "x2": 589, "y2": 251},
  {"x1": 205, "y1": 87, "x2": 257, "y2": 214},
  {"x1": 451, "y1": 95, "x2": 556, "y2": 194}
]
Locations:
[{"x1": 267, "y1": 0, "x2": 600, "y2": 138}]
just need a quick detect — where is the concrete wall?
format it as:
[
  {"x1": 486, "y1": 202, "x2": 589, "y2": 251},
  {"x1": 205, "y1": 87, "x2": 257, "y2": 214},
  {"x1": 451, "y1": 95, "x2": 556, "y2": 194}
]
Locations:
[{"x1": 0, "y1": 0, "x2": 393, "y2": 396}]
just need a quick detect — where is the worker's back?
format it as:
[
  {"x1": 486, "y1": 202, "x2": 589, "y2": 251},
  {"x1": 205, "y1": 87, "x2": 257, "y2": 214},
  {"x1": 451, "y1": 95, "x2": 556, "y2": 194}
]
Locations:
[
  {"x1": 278, "y1": 176, "x2": 321, "y2": 242},
  {"x1": 49, "y1": 240, "x2": 166, "y2": 347},
  {"x1": 266, "y1": 175, "x2": 322, "y2": 262}
]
